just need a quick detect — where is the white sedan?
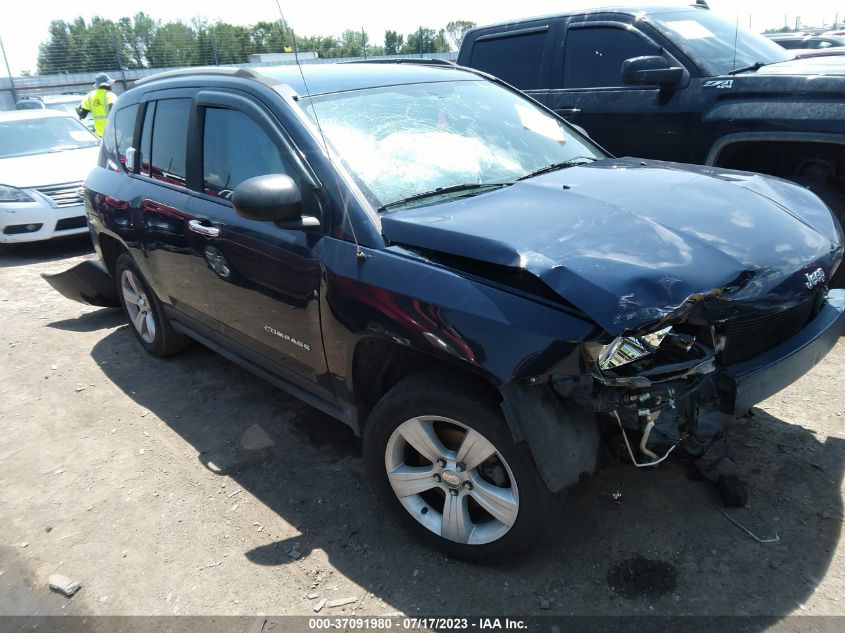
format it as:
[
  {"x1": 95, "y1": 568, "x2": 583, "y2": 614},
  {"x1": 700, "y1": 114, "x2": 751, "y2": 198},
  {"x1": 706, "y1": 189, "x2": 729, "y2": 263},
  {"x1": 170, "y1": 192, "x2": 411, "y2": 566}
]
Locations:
[{"x1": 0, "y1": 110, "x2": 100, "y2": 244}]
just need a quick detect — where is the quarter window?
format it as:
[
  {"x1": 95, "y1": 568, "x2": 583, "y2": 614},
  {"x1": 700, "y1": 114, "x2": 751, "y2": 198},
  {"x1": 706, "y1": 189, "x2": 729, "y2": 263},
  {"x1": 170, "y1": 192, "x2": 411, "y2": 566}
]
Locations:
[
  {"x1": 114, "y1": 104, "x2": 138, "y2": 171},
  {"x1": 201, "y1": 107, "x2": 288, "y2": 199},
  {"x1": 149, "y1": 98, "x2": 191, "y2": 186},
  {"x1": 564, "y1": 26, "x2": 658, "y2": 88},
  {"x1": 469, "y1": 30, "x2": 547, "y2": 89},
  {"x1": 139, "y1": 102, "x2": 155, "y2": 177}
]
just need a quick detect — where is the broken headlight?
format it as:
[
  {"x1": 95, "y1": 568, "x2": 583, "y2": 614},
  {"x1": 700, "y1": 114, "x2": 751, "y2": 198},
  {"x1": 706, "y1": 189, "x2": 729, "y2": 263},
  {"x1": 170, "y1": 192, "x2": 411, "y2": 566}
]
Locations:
[{"x1": 597, "y1": 326, "x2": 673, "y2": 370}]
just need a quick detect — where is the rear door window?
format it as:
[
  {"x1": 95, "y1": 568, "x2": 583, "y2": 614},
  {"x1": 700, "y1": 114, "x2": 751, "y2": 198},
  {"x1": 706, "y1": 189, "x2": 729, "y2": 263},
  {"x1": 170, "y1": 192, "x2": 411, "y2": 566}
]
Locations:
[
  {"x1": 149, "y1": 98, "x2": 191, "y2": 187},
  {"x1": 564, "y1": 26, "x2": 658, "y2": 88},
  {"x1": 469, "y1": 29, "x2": 548, "y2": 89}
]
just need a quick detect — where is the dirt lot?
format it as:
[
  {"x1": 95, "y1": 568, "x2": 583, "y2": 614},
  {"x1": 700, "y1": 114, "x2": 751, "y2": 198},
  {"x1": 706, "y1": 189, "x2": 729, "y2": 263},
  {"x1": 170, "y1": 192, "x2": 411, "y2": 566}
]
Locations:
[{"x1": 1, "y1": 237, "x2": 844, "y2": 623}]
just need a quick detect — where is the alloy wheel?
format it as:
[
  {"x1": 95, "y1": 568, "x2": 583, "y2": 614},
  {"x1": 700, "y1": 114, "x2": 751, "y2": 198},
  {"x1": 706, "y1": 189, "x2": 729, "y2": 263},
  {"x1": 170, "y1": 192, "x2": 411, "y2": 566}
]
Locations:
[
  {"x1": 384, "y1": 416, "x2": 519, "y2": 545},
  {"x1": 120, "y1": 269, "x2": 156, "y2": 344}
]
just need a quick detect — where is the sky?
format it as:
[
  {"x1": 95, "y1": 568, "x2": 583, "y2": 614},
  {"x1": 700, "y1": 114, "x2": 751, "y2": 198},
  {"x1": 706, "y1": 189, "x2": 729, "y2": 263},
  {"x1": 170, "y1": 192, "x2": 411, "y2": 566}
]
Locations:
[{"x1": 1, "y1": 0, "x2": 844, "y2": 75}]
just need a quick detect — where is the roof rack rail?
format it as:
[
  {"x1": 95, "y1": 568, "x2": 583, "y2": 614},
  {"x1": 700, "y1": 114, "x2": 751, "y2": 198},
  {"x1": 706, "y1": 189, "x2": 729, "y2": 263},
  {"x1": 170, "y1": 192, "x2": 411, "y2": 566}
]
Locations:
[
  {"x1": 343, "y1": 58, "x2": 457, "y2": 67},
  {"x1": 133, "y1": 66, "x2": 263, "y2": 86}
]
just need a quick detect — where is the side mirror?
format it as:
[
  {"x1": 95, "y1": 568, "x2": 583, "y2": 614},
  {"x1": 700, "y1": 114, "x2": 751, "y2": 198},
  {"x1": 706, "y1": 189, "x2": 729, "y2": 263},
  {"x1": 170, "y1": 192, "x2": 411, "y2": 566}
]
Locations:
[
  {"x1": 232, "y1": 174, "x2": 318, "y2": 229},
  {"x1": 124, "y1": 147, "x2": 136, "y2": 173},
  {"x1": 621, "y1": 56, "x2": 684, "y2": 87}
]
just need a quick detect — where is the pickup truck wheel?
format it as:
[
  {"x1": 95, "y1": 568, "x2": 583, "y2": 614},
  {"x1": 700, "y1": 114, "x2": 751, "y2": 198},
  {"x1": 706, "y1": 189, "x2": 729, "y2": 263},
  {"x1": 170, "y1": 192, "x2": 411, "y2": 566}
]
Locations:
[
  {"x1": 363, "y1": 371, "x2": 545, "y2": 561},
  {"x1": 115, "y1": 253, "x2": 189, "y2": 357}
]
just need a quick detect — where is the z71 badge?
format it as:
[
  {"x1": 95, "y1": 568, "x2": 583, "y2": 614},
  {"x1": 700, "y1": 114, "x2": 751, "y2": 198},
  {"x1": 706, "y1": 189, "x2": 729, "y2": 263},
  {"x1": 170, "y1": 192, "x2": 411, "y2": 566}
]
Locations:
[{"x1": 703, "y1": 79, "x2": 734, "y2": 89}]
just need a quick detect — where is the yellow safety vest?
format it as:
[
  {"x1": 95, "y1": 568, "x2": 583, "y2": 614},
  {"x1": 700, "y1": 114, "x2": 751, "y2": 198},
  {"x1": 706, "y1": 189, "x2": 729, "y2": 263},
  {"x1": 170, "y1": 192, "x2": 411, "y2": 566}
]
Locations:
[{"x1": 80, "y1": 88, "x2": 117, "y2": 137}]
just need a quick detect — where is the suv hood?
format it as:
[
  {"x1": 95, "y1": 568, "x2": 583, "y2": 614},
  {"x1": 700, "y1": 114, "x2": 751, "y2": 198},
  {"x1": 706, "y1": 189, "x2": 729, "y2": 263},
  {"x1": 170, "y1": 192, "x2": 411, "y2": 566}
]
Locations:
[
  {"x1": 0, "y1": 146, "x2": 100, "y2": 188},
  {"x1": 381, "y1": 158, "x2": 843, "y2": 335}
]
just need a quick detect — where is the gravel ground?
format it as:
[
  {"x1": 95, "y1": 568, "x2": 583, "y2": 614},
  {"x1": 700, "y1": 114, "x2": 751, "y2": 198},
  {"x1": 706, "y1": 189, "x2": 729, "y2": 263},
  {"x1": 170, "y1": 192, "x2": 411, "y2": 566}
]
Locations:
[{"x1": 0, "y1": 237, "x2": 843, "y2": 623}]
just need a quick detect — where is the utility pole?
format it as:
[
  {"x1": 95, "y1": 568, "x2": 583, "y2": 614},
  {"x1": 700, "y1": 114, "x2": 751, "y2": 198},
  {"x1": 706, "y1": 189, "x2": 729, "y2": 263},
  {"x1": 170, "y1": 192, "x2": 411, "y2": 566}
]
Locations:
[
  {"x1": 211, "y1": 31, "x2": 220, "y2": 65},
  {"x1": 111, "y1": 30, "x2": 128, "y2": 90},
  {"x1": 419, "y1": 26, "x2": 423, "y2": 57},
  {"x1": 0, "y1": 33, "x2": 18, "y2": 106}
]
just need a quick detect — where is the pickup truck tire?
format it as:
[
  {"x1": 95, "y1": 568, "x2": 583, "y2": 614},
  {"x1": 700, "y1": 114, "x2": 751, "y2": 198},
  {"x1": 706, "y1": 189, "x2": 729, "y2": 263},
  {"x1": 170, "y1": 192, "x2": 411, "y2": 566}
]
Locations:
[
  {"x1": 363, "y1": 370, "x2": 545, "y2": 561},
  {"x1": 115, "y1": 253, "x2": 190, "y2": 357}
]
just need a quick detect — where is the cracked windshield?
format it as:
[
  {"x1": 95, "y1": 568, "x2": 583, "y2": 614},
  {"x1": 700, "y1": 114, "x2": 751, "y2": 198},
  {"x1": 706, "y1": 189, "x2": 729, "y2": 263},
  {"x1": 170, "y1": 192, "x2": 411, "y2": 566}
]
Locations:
[{"x1": 303, "y1": 80, "x2": 601, "y2": 210}]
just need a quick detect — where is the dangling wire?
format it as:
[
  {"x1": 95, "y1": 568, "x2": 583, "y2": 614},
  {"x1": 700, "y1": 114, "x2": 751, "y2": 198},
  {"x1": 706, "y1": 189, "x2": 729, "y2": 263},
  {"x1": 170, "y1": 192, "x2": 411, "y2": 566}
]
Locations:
[{"x1": 273, "y1": 0, "x2": 366, "y2": 262}]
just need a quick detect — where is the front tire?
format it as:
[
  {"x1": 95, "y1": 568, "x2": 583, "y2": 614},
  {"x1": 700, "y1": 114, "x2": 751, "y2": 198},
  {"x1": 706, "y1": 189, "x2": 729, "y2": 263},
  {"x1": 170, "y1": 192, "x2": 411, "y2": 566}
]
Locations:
[
  {"x1": 115, "y1": 252, "x2": 190, "y2": 357},
  {"x1": 363, "y1": 370, "x2": 546, "y2": 561}
]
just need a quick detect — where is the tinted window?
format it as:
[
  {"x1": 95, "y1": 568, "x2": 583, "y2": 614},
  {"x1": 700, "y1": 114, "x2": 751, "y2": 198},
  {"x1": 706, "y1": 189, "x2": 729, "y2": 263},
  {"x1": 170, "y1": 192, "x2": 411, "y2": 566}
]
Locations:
[
  {"x1": 150, "y1": 98, "x2": 191, "y2": 186},
  {"x1": 202, "y1": 107, "x2": 288, "y2": 199},
  {"x1": 99, "y1": 117, "x2": 116, "y2": 169},
  {"x1": 114, "y1": 104, "x2": 138, "y2": 171},
  {"x1": 564, "y1": 27, "x2": 657, "y2": 88},
  {"x1": 469, "y1": 30, "x2": 547, "y2": 89},
  {"x1": 139, "y1": 102, "x2": 155, "y2": 176}
]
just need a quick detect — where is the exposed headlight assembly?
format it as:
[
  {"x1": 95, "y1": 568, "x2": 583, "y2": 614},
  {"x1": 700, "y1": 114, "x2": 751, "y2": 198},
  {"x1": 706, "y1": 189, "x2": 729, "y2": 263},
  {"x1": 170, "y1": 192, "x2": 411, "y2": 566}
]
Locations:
[
  {"x1": 0, "y1": 185, "x2": 34, "y2": 203},
  {"x1": 597, "y1": 326, "x2": 673, "y2": 370}
]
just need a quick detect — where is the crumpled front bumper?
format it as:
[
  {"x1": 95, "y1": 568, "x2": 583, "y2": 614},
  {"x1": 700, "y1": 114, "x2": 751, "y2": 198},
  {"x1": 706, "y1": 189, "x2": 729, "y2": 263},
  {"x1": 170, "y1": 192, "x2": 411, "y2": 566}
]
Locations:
[
  {"x1": 719, "y1": 289, "x2": 845, "y2": 414},
  {"x1": 41, "y1": 259, "x2": 120, "y2": 308}
]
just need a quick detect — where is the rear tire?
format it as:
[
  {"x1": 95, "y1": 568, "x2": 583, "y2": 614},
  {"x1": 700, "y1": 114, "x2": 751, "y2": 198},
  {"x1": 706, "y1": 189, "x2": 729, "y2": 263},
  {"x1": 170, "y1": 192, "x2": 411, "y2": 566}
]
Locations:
[
  {"x1": 363, "y1": 370, "x2": 546, "y2": 561},
  {"x1": 115, "y1": 252, "x2": 190, "y2": 357}
]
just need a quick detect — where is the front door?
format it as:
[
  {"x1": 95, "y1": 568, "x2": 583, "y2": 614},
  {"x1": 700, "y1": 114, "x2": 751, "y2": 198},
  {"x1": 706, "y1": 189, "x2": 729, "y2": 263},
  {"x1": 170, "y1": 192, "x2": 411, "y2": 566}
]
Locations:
[
  {"x1": 546, "y1": 20, "x2": 700, "y2": 163},
  {"x1": 185, "y1": 91, "x2": 328, "y2": 386}
]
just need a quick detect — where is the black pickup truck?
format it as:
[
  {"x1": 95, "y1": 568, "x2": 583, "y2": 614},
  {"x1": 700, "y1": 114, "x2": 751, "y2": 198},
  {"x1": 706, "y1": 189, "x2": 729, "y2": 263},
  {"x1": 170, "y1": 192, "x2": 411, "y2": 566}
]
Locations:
[{"x1": 458, "y1": 3, "x2": 845, "y2": 236}]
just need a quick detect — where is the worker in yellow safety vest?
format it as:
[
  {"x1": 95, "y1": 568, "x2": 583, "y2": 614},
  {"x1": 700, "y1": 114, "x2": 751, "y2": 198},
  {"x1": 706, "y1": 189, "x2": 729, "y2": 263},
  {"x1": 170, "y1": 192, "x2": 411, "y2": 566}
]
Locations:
[{"x1": 76, "y1": 73, "x2": 117, "y2": 138}]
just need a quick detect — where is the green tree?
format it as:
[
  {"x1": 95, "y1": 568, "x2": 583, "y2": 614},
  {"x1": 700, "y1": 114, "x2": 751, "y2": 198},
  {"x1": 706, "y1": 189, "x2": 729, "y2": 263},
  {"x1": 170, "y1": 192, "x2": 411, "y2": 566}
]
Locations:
[
  {"x1": 38, "y1": 21, "x2": 73, "y2": 73},
  {"x1": 401, "y1": 27, "x2": 449, "y2": 55},
  {"x1": 384, "y1": 30, "x2": 403, "y2": 55},
  {"x1": 445, "y1": 20, "x2": 476, "y2": 50},
  {"x1": 147, "y1": 22, "x2": 198, "y2": 68},
  {"x1": 337, "y1": 29, "x2": 366, "y2": 57},
  {"x1": 251, "y1": 20, "x2": 290, "y2": 53},
  {"x1": 117, "y1": 13, "x2": 158, "y2": 68}
]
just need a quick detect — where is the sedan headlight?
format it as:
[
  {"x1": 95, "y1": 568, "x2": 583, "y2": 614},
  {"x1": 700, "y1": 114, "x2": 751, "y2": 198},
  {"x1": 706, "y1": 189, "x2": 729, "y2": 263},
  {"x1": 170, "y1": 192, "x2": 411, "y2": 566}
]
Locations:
[
  {"x1": 597, "y1": 326, "x2": 673, "y2": 370},
  {"x1": 0, "y1": 184, "x2": 34, "y2": 203}
]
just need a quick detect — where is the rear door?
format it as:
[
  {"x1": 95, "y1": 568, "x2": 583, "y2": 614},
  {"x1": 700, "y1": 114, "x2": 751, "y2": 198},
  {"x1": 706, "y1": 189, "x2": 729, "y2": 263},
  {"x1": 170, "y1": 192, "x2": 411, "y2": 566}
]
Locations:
[
  {"x1": 132, "y1": 93, "x2": 201, "y2": 312},
  {"x1": 463, "y1": 19, "x2": 560, "y2": 105},
  {"x1": 184, "y1": 89, "x2": 329, "y2": 387},
  {"x1": 547, "y1": 17, "x2": 699, "y2": 161}
]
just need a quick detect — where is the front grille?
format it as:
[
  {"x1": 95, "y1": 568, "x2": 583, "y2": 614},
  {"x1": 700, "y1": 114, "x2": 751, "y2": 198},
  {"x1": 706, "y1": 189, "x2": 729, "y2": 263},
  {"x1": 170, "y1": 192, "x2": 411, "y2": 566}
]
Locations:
[
  {"x1": 34, "y1": 181, "x2": 84, "y2": 208},
  {"x1": 55, "y1": 216, "x2": 86, "y2": 231},
  {"x1": 720, "y1": 298, "x2": 817, "y2": 365}
]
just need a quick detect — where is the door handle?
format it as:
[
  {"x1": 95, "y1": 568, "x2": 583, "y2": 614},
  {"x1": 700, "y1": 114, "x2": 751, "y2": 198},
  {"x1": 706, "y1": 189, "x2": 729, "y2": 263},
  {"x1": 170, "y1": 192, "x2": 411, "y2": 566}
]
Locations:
[
  {"x1": 558, "y1": 108, "x2": 582, "y2": 115},
  {"x1": 188, "y1": 219, "x2": 220, "y2": 237}
]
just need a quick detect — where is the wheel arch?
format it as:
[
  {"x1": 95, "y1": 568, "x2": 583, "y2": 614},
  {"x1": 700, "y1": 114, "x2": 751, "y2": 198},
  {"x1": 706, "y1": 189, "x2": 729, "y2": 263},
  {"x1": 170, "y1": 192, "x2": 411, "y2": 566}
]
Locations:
[
  {"x1": 98, "y1": 232, "x2": 128, "y2": 277},
  {"x1": 706, "y1": 131, "x2": 845, "y2": 172},
  {"x1": 350, "y1": 335, "x2": 502, "y2": 427},
  {"x1": 351, "y1": 334, "x2": 600, "y2": 493}
]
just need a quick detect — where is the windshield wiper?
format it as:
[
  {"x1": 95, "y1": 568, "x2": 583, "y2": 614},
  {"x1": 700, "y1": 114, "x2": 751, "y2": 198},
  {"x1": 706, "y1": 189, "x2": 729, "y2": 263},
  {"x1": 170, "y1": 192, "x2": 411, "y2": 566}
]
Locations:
[
  {"x1": 47, "y1": 144, "x2": 84, "y2": 153},
  {"x1": 378, "y1": 182, "x2": 510, "y2": 212},
  {"x1": 516, "y1": 156, "x2": 597, "y2": 181},
  {"x1": 728, "y1": 61, "x2": 767, "y2": 75}
]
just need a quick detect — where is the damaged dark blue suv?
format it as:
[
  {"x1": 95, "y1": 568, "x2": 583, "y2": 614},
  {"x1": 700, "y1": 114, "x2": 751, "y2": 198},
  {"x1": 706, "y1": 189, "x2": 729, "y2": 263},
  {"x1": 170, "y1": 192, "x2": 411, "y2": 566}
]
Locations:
[{"x1": 45, "y1": 62, "x2": 845, "y2": 560}]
